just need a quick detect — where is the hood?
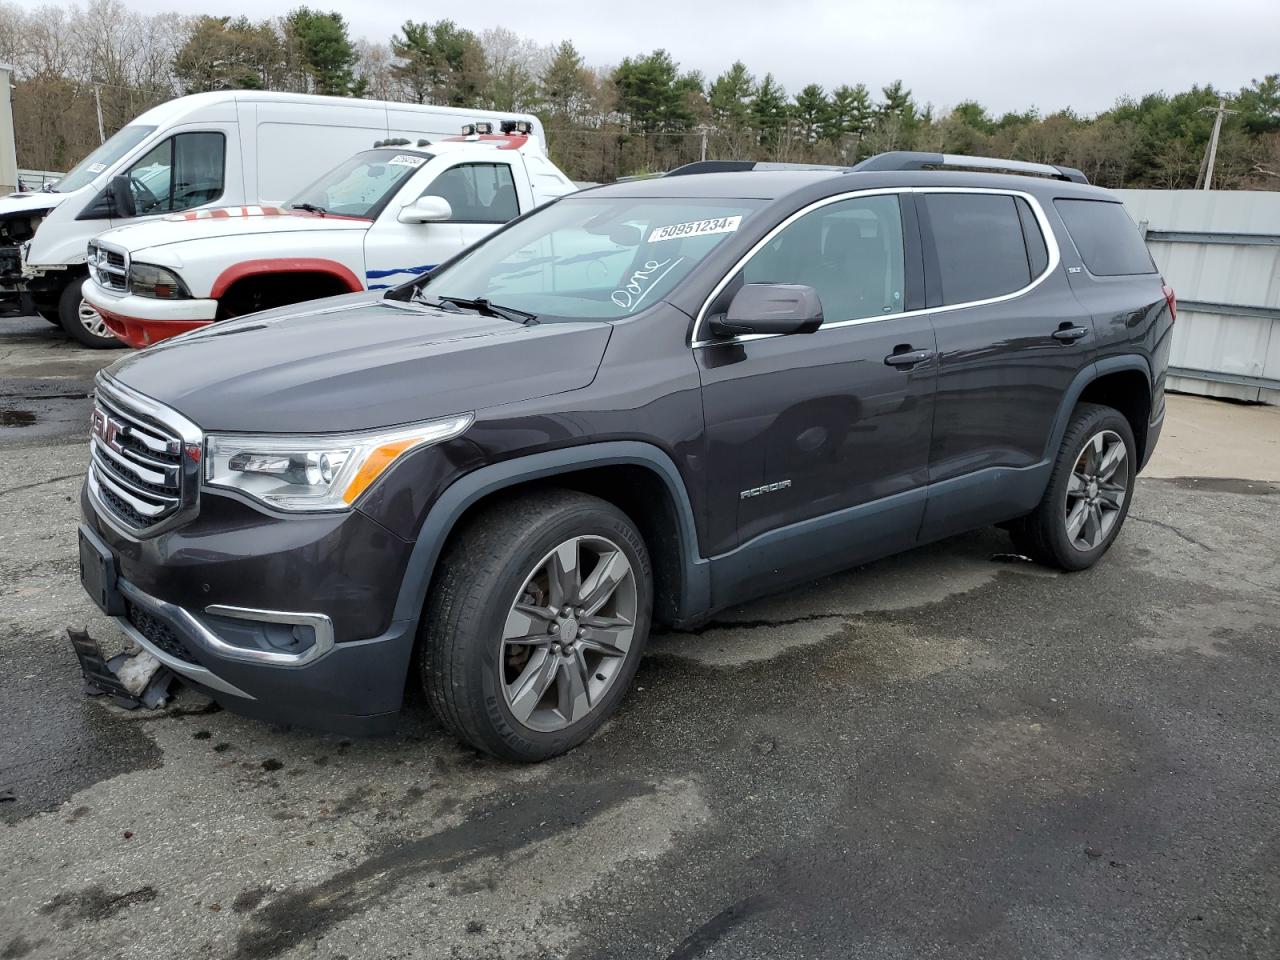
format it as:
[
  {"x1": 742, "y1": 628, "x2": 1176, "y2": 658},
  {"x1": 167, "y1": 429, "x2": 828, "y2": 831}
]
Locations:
[
  {"x1": 105, "y1": 293, "x2": 613, "y2": 433},
  {"x1": 0, "y1": 191, "x2": 67, "y2": 218},
  {"x1": 95, "y1": 206, "x2": 369, "y2": 253}
]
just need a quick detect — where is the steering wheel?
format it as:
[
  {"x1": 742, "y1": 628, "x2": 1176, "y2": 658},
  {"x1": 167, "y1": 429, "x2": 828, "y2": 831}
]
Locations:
[{"x1": 129, "y1": 176, "x2": 161, "y2": 213}]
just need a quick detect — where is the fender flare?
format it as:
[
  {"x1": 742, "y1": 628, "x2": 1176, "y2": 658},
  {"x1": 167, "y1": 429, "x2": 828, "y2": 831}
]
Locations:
[
  {"x1": 1042, "y1": 355, "x2": 1153, "y2": 463},
  {"x1": 389, "y1": 441, "x2": 712, "y2": 626},
  {"x1": 210, "y1": 258, "x2": 364, "y2": 299}
]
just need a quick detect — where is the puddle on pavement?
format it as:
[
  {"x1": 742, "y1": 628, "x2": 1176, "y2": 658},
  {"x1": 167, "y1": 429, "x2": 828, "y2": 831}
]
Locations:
[
  {"x1": 0, "y1": 409, "x2": 37, "y2": 427},
  {"x1": 1168, "y1": 476, "x2": 1277, "y2": 496}
]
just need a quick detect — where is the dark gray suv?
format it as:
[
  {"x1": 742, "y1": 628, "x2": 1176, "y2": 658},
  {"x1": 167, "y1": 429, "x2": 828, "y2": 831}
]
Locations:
[{"x1": 78, "y1": 151, "x2": 1174, "y2": 761}]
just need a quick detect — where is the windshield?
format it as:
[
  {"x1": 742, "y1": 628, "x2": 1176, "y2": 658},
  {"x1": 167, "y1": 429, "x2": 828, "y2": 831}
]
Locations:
[
  {"x1": 286, "y1": 149, "x2": 432, "y2": 219},
  {"x1": 415, "y1": 196, "x2": 764, "y2": 320},
  {"x1": 55, "y1": 125, "x2": 158, "y2": 193}
]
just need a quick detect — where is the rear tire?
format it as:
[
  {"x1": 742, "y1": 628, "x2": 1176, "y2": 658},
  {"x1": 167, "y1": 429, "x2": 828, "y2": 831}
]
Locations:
[
  {"x1": 56, "y1": 278, "x2": 121, "y2": 348},
  {"x1": 421, "y1": 490, "x2": 653, "y2": 762},
  {"x1": 1009, "y1": 402, "x2": 1136, "y2": 571}
]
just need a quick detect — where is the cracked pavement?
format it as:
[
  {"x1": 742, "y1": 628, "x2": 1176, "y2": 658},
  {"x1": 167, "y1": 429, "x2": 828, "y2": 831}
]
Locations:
[{"x1": 2, "y1": 315, "x2": 1279, "y2": 960}]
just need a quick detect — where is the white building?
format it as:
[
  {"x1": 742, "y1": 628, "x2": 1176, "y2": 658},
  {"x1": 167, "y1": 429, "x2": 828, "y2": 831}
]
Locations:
[{"x1": 0, "y1": 64, "x2": 15, "y2": 194}]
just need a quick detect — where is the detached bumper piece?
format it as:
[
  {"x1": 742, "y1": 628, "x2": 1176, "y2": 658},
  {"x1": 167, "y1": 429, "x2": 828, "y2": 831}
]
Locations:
[{"x1": 67, "y1": 627, "x2": 175, "y2": 709}]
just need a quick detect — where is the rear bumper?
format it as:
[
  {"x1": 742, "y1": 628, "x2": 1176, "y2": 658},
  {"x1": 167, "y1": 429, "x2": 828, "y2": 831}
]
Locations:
[{"x1": 82, "y1": 279, "x2": 217, "y2": 347}]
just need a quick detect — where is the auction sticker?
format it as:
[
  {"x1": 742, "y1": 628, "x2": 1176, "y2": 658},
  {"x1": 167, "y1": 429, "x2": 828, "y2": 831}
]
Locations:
[
  {"x1": 388, "y1": 155, "x2": 426, "y2": 167},
  {"x1": 649, "y1": 215, "x2": 742, "y2": 243}
]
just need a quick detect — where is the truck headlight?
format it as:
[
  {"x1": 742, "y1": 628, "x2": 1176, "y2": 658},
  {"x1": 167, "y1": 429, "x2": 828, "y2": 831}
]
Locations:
[
  {"x1": 129, "y1": 262, "x2": 190, "y2": 299},
  {"x1": 204, "y1": 414, "x2": 473, "y2": 511}
]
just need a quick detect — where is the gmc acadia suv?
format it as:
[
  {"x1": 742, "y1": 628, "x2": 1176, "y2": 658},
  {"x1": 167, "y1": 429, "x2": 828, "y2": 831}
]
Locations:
[{"x1": 77, "y1": 151, "x2": 1174, "y2": 761}]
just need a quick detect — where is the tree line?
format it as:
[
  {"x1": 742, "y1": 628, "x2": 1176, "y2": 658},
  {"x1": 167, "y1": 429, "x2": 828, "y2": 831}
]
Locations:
[{"x1": 3, "y1": 0, "x2": 1278, "y2": 188}]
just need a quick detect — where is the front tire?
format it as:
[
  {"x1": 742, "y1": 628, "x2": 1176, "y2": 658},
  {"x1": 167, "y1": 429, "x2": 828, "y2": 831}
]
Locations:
[
  {"x1": 421, "y1": 490, "x2": 653, "y2": 762},
  {"x1": 57, "y1": 278, "x2": 121, "y2": 348},
  {"x1": 1009, "y1": 402, "x2": 1136, "y2": 571}
]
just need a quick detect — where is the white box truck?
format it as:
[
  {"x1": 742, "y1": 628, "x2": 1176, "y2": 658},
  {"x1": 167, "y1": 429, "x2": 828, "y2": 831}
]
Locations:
[{"x1": 0, "y1": 90, "x2": 545, "y2": 345}]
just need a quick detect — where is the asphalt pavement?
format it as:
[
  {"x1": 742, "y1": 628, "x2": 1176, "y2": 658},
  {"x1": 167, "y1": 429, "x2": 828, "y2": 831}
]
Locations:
[{"x1": 2, "y1": 315, "x2": 1278, "y2": 960}]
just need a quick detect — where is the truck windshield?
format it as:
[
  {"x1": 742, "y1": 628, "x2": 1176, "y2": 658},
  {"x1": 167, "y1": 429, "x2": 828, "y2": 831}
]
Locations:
[
  {"x1": 413, "y1": 196, "x2": 764, "y2": 320},
  {"x1": 287, "y1": 149, "x2": 433, "y2": 219},
  {"x1": 55, "y1": 125, "x2": 158, "y2": 193}
]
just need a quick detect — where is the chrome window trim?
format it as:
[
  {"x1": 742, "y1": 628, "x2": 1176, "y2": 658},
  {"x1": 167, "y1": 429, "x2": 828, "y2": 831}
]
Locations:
[{"x1": 690, "y1": 186, "x2": 1061, "y2": 347}]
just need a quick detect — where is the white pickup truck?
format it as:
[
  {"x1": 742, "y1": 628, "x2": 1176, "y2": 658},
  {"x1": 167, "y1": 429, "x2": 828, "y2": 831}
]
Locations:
[{"x1": 81, "y1": 126, "x2": 577, "y2": 348}]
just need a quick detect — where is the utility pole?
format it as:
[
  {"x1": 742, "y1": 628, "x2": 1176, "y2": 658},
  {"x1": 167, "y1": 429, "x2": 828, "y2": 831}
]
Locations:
[
  {"x1": 696, "y1": 124, "x2": 711, "y2": 163},
  {"x1": 93, "y1": 84, "x2": 105, "y2": 145},
  {"x1": 1198, "y1": 98, "x2": 1238, "y2": 191}
]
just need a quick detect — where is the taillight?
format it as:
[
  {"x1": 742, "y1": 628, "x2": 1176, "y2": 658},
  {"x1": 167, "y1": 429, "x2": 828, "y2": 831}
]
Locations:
[{"x1": 1162, "y1": 283, "x2": 1176, "y2": 324}]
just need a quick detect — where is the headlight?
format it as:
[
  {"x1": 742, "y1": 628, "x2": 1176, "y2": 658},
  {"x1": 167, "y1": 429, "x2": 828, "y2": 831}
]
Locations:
[
  {"x1": 204, "y1": 414, "x2": 474, "y2": 511},
  {"x1": 129, "y1": 262, "x2": 190, "y2": 299}
]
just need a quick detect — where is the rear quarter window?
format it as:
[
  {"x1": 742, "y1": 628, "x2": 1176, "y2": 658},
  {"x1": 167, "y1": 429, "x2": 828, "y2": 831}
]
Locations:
[
  {"x1": 923, "y1": 193, "x2": 1032, "y2": 305},
  {"x1": 1053, "y1": 199, "x2": 1156, "y2": 276}
]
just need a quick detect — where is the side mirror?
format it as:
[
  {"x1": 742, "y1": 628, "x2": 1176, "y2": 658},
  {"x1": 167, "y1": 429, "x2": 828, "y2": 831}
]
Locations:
[
  {"x1": 109, "y1": 174, "x2": 136, "y2": 219},
  {"x1": 398, "y1": 195, "x2": 452, "y2": 224},
  {"x1": 709, "y1": 283, "x2": 823, "y2": 338}
]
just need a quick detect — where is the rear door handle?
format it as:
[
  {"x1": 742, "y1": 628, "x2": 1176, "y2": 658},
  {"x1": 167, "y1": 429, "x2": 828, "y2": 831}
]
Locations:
[
  {"x1": 884, "y1": 348, "x2": 935, "y2": 369},
  {"x1": 1052, "y1": 325, "x2": 1090, "y2": 343}
]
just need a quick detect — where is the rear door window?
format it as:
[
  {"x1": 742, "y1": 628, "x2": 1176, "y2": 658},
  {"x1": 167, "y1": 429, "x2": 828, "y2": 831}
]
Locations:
[
  {"x1": 923, "y1": 193, "x2": 1032, "y2": 305},
  {"x1": 1054, "y1": 199, "x2": 1156, "y2": 276}
]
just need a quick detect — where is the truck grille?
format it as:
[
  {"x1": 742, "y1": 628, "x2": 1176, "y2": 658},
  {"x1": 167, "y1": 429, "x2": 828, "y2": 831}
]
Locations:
[
  {"x1": 89, "y1": 386, "x2": 195, "y2": 534},
  {"x1": 88, "y1": 241, "x2": 129, "y2": 292}
]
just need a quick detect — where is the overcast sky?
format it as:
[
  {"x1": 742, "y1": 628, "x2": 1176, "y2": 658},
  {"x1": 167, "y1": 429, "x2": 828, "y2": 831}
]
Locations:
[{"x1": 137, "y1": 0, "x2": 1278, "y2": 116}]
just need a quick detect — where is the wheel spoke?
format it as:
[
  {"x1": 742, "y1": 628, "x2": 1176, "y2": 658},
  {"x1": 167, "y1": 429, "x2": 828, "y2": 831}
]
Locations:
[
  {"x1": 1066, "y1": 472, "x2": 1088, "y2": 499},
  {"x1": 1066, "y1": 499, "x2": 1089, "y2": 542},
  {"x1": 503, "y1": 602, "x2": 554, "y2": 642},
  {"x1": 508, "y1": 649, "x2": 559, "y2": 723},
  {"x1": 557, "y1": 652, "x2": 591, "y2": 723},
  {"x1": 1084, "y1": 503, "x2": 1102, "y2": 545},
  {"x1": 577, "y1": 630, "x2": 630, "y2": 658},
  {"x1": 1098, "y1": 442, "x2": 1126, "y2": 481},
  {"x1": 548, "y1": 540, "x2": 579, "y2": 609},
  {"x1": 578, "y1": 550, "x2": 628, "y2": 615},
  {"x1": 1097, "y1": 482, "x2": 1126, "y2": 509}
]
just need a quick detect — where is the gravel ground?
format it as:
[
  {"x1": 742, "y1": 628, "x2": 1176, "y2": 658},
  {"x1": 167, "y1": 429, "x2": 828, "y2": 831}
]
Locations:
[{"x1": 1, "y1": 315, "x2": 1278, "y2": 960}]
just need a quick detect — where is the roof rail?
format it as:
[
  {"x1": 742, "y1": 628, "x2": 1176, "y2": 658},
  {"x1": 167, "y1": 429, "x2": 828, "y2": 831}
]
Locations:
[
  {"x1": 851, "y1": 151, "x2": 1089, "y2": 184},
  {"x1": 665, "y1": 160, "x2": 851, "y2": 177}
]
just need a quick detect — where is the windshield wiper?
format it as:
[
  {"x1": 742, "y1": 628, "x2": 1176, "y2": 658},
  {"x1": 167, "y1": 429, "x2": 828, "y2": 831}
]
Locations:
[
  {"x1": 429, "y1": 295, "x2": 538, "y2": 325},
  {"x1": 290, "y1": 202, "x2": 327, "y2": 216}
]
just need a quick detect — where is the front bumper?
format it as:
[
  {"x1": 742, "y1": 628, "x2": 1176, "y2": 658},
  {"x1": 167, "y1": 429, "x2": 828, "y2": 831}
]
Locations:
[
  {"x1": 81, "y1": 483, "x2": 420, "y2": 735},
  {"x1": 82, "y1": 278, "x2": 218, "y2": 348}
]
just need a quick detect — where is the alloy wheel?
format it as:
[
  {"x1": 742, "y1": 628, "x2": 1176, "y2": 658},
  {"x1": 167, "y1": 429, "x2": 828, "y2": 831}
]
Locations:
[
  {"x1": 500, "y1": 535, "x2": 637, "y2": 733},
  {"x1": 1064, "y1": 428, "x2": 1128, "y2": 551}
]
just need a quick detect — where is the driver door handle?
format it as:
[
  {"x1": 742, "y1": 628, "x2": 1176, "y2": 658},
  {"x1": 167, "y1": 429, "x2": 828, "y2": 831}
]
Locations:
[
  {"x1": 884, "y1": 348, "x2": 935, "y2": 369},
  {"x1": 1052, "y1": 325, "x2": 1091, "y2": 343}
]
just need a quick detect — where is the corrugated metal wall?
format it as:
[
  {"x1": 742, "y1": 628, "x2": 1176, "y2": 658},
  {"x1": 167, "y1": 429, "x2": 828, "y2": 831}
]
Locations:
[{"x1": 1113, "y1": 189, "x2": 1280, "y2": 404}]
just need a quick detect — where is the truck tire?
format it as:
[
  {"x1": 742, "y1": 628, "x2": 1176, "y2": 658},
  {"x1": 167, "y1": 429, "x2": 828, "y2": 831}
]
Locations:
[
  {"x1": 421, "y1": 489, "x2": 653, "y2": 762},
  {"x1": 57, "y1": 279, "x2": 121, "y2": 348},
  {"x1": 1008, "y1": 402, "x2": 1136, "y2": 571}
]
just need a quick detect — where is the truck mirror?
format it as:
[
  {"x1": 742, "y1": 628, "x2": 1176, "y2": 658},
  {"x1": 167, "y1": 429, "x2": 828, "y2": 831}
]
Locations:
[
  {"x1": 109, "y1": 174, "x2": 137, "y2": 219},
  {"x1": 398, "y1": 196, "x2": 452, "y2": 224}
]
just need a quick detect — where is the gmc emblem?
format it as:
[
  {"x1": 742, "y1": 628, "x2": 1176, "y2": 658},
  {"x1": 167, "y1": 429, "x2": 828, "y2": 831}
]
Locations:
[{"x1": 91, "y1": 409, "x2": 128, "y2": 454}]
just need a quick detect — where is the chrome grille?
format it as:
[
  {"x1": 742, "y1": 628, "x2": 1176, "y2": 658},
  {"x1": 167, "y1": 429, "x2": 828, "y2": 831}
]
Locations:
[
  {"x1": 87, "y1": 241, "x2": 129, "y2": 292},
  {"x1": 87, "y1": 378, "x2": 202, "y2": 536}
]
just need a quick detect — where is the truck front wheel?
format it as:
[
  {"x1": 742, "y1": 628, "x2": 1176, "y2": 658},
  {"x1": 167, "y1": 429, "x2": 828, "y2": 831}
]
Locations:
[
  {"x1": 57, "y1": 279, "x2": 121, "y2": 348},
  {"x1": 421, "y1": 490, "x2": 653, "y2": 762}
]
